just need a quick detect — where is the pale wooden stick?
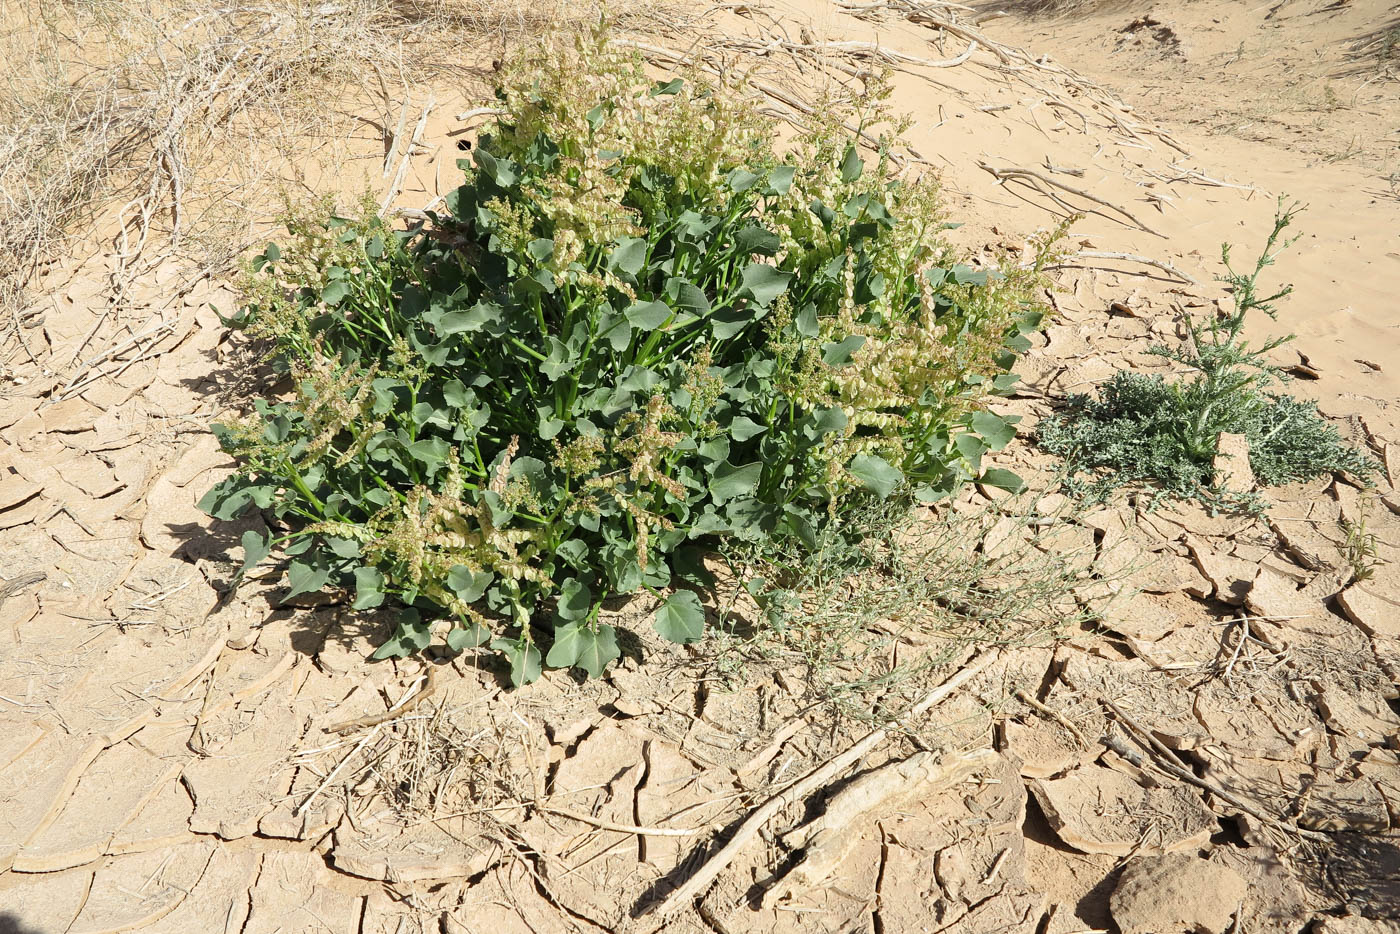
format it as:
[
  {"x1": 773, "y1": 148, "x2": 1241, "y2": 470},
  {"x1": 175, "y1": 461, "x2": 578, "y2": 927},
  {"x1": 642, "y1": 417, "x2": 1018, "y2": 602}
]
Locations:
[
  {"x1": 977, "y1": 161, "x2": 1165, "y2": 237},
  {"x1": 455, "y1": 105, "x2": 507, "y2": 123},
  {"x1": 383, "y1": 98, "x2": 409, "y2": 177},
  {"x1": 1069, "y1": 250, "x2": 1198, "y2": 284},
  {"x1": 380, "y1": 94, "x2": 434, "y2": 216},
  {"x1": 642, "y1": 650, "x2": 1001, "y2": 919}
]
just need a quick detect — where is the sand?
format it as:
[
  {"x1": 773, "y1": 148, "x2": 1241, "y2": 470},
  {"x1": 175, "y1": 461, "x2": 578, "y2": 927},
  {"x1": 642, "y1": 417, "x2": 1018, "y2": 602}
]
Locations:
[{"x1": 2, "y1": 0, "x2": 1399, "y2": 931}]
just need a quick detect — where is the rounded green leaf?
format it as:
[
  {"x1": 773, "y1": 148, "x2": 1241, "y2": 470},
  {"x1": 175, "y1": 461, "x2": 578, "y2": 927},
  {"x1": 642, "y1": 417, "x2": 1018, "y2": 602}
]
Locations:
[
  {"x1": 728, "y1": 416, "x2": 767, "y2": 442},
  {"x1": 372, "y1": 611, "x2": 430, "y2": 660},
  {"x1": 709, "y1": 460, "x2": 763, "y2": 504},
  {"x1": 728, "y1": 168, "x2": 761, "y2": 193},
  {"x1": 282, "y1": 551, "x2": 331, "y2": 603},
  {"x1": 555, "y1": 577, "x2": 592, "y2": 622},
  {"x1": 654, "y1": 590, "x2": 705, "y2": 644},
  {"x1": 970, "y1": 411, "x2": 1017, "y2": 451},
  {"x1": 840, "y1": 144, "x2": 864, "y2": 182},
  {"x1": 352, "y1": 566, "x2": 386, "y2": 610},
  {"x1": 766, "y1": 165, "x2": 796, "y2": 195},
  {"x1": 979, "y1": 467, "x2": 1026, "y2": 494},
  {"x1": 848, "y1": 453, "x2": 902, "y2": 499},
  {"x1": 491, "y1": 637, "x2": 542, "y2": 687},
  {"x1": 240, "y1": 529, "x2": 272, "y2": 576},
  {"x1": 610, "y1": 237, "x2": 647, "y2": 275},
  {"x1": 445, "y1": 621, "x2": 490, "y2": 652},
  {"x1": 821, "y1": 335, "x2": 865, "y2": 366},
  {"x1": 447, "y1": 565, "x2": 493, "y2": 604},
  {"x1": 321, "y1": 280, "x2": 350, "y2": 306},
  {"x1": 625, "y1": 300, "x2": 672, "y2": 330},
  {"x1": 739, "y1": 264, "x2": 793, "y2": 308},
  {"x1": 546, "y1": 621, "x2": 619, "y2": 678}
]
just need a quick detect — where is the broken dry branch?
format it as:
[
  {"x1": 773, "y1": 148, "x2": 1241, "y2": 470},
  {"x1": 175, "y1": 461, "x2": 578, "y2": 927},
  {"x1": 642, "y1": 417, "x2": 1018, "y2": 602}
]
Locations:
[
  {"x1": 1165, "y1": 163, "x2": 1260, "y2": 192},
  {"x1": 641, "y1": 649, "x2": 1001, "y2": 920},
  {"x1": 1098, "y1": 698, "x2": 1329, "y2": 842},
  {"x1": 380, "y1": 94, "x2": 435, "y2": 216},
  {"x1": 543, "y1": 807, "x2": 706, "y2": 838},
  {"x1": 736, "y1": 705, "x2": 821, "y2": 781},
  {"x1": 1014, "y1": 689, "x2": 1095, "y2": 747},
  {"x1": 766, "y1": 747, "x2": 1000, "y2": 902},
  {"x1": 978, "y1": 161, "x2": 1165, "y2": 237},
  {"x1": 1060, "y1": 250, "x2": 1198, "y2": 284},
  {"x1": 324, "y1": 665, "x2": 437, "y2": 734},
  {"x1": 455, "y1": 105, "x2": 508, "y2": 124}
]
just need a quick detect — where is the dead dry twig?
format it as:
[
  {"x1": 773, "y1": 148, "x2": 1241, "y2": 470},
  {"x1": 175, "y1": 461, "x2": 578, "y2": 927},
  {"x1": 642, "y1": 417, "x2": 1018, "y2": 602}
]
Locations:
[
  {"x1": 978, "y1": 162, "x2": 1166, "y2": 237},
  {"x1": 1014, "y1": 688, "x2": 1095, "y2": 747},
  {"x1": 1060, "y1": 250, "x2": 1198, "y2": 284},
  {"x1": 325, "y1": 664, "x2": 438, "y2": 734},
  {"x1": 1098, "y1": 697, "x2": 1329, "y2": 842},
  {"x1": 640, "y1": 649, "x2": 1002, "y2": 920}
]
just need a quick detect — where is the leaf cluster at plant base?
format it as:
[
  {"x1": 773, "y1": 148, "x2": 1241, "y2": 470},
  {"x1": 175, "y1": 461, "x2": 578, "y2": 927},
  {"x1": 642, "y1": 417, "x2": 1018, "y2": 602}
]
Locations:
[
  {"x1": 203, "y1": 27, "x2": 1055, "y2": 684},
  {"x1": 1038, "y1": 371, "x2": 1373, "y2": 511}
]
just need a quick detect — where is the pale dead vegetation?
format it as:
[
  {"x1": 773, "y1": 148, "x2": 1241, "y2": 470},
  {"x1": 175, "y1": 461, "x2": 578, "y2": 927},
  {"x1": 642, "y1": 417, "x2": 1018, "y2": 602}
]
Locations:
[
  {"x1": 1, "y1": 0, "x2": 394, "y2": 318},
  {"x1": 707, "y1": 493, "x2": 1101, "y2": 717},
  {"x1": 972, "y1": 0, "x2": 1143, "y2": 16},
  {"x1": 1344, "y1": 16, "x2": 1400, "y2": 75},
  {"x1": 0, "y1": 0, "x2": 674, "y2": 370}
]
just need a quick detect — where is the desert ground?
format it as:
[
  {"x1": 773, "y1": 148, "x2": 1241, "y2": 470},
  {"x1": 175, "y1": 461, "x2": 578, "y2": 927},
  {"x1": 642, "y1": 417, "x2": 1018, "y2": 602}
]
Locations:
[{"x1": 1, "y1": 0, "x2": 1398, "y2": 932}]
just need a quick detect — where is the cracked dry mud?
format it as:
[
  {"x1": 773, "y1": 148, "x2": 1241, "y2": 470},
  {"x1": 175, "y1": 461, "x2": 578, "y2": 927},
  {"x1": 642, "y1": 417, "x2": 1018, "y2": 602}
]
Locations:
[{"x1": 3, "y1": 0, "x2": 1400, "y2": 932}]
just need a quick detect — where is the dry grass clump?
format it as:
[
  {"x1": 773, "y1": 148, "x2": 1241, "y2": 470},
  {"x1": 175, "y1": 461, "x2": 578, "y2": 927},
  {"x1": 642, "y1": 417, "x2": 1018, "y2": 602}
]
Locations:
[
  {"x1": 0, "y1": 0, "x2": 389, "y2": 315},
  {"x1": 974, "y1": 0, "x2": 1144, "y2": 17},
  {"x1": 1346, "y1": 17, "x2": 1400, "y2": 75},
  {"x1": 371, "y1": 697, "x2": 538, "y2": 817},
  {"x1": 0, "y1": 0, "x2": 671, "y2": 333},
  {"x1": 710, "y1": 492, "x2": 1099, "y2": 718}
]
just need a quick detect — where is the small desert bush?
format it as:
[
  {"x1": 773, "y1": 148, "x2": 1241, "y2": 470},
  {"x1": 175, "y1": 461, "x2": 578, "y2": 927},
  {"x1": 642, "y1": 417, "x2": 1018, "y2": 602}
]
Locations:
[
  {"x1": 1039, "y1": 202, "x2": 1374, "y2": 511},
  {"x1": 204, "y1": 28, "x2": 1056, "y2": 683}
]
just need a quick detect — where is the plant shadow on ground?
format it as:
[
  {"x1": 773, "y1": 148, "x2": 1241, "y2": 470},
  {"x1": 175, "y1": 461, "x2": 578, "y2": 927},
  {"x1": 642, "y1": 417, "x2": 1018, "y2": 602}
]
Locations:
[{"x1": 0, "y1": 914, "x2": 44, "y2": 934}]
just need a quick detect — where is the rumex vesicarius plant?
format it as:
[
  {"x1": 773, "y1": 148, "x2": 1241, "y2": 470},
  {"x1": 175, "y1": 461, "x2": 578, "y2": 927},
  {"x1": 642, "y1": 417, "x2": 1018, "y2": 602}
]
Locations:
[{"x1": 203, "y1": 28, "x2": 1056, "y2": 684}]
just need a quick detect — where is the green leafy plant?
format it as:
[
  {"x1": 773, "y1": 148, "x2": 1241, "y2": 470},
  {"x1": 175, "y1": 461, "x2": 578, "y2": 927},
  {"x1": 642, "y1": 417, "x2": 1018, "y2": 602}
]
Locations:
[
  {"x1": 1039, "y1": 201, "x2": 1374, "y2": 511},
  {"x1": 202, "y1": 27, "x2": 1055, "y2": 684},
  {"x1": 1342, "y1": 513, "x2": 1381, "y2": 583}
]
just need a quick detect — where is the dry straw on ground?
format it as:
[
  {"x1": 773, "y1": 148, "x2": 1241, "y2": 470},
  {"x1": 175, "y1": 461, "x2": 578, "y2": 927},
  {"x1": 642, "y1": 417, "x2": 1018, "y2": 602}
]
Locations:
[{"x1": 0, "y1": 0, "x2": 677, "y2": 362}]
